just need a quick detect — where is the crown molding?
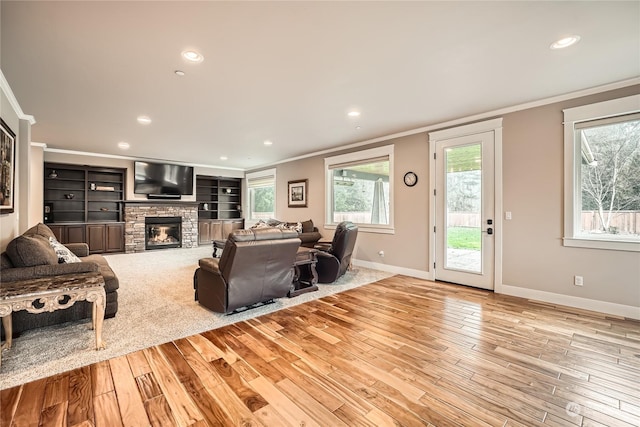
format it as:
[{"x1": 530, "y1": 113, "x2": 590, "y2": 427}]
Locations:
[
  {"x1": 0, "y1": 69, "x2": 36, "y2": 125},
  {"x1": 252, "y1": 77, "x2": 640, "y2": 171},
  {"x1": 44, "y1": 147, "x2": 245, "y2": 172}
]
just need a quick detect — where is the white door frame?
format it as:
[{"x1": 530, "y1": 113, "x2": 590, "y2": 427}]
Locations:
[{"x1": 428, "y1": 118, "x2": 503, "y2": 292}]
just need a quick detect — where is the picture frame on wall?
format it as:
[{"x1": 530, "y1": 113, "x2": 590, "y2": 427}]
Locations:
[
  {"x1": 288, "y1": 179, "x2": 308, "y2": 208},
  {"x1": 0, "y1": 118, "x2": 16, "y2": 214}
]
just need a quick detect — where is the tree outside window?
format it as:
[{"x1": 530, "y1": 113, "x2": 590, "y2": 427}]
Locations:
[{"x1": 578, "y1": 117, "x2": 640, "y2": 238}]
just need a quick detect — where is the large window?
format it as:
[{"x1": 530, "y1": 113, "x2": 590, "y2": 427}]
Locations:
[
  {"x1": 563, "y1": 94, "x2": 640, "y2": 251},
  {"x1": 246, "y1": 168, "x2": 276, "y2": 223},
  {"x1": 325, "y1": 145, "x2": 394, "y2": 233}
]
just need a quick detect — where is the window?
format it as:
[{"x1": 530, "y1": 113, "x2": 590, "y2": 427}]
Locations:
[
  {"x1": 246, "y1": 168, "x2": 276, "y2": 223},
  {"x1": 563, "y1": 94, "x2": 640, "y2": 251},
  {"x1": 325, "y1": 145, "x2": 394, "y2": 233}
]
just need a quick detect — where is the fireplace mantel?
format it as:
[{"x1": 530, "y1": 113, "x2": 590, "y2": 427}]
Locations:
[{"x1": 123, "y1": 200, "x2": 200, "y2": 207}]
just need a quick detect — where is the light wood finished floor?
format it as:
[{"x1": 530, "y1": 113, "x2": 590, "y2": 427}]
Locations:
[{"x1": 2, "y1": 276, "x2": 639, "y2": 426}]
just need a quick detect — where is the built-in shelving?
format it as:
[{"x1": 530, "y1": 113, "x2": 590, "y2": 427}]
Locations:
[
  {"x1": 196, "y1": 175, "x2": 243, "y2": 244},
  {"x1": 44, "y1": 163, "x2": 126, "y2": 253}
]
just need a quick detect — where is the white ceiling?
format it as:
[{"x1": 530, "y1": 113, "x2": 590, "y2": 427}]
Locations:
[{"x1": 2, "y1": 1, "x2": 639, "y2": 170}]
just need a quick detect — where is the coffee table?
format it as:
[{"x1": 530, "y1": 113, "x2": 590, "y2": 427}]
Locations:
[
  {"x1": 0, "y1": 272, "x2": 106, "y2": 368},
  {"x1": 289, "y1": 247, "x2": 318, "y2": 297}
]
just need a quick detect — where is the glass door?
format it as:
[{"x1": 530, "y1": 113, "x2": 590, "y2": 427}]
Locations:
[{"x1": 435, "y1": 131, "x2": 495, "y2": 290}]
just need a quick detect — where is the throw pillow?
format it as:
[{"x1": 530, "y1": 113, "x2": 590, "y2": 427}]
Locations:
[
  {"x1": 301, "y1": 219, "x2": 314, "y2": 233},
  {"x1": 6, "y1": 234, "x2": 59, "y2": 267},
  {"x1": 251, "y1": 220, "x2": 270, "y2": 229},
  {"x1": 49, "y1": 237, "x2": 82, "y2": 264}
]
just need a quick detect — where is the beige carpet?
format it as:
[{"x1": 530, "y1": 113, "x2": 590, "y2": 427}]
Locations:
[{"x1": 0, "y1": 246, "x2": 392, "y2": 390}]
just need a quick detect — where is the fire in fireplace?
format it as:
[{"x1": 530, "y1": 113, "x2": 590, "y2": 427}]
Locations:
[{"x1": 145, "y1": 217, "x2": 182, "y2": 250}]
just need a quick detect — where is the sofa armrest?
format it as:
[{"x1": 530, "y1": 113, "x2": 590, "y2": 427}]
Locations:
[
  {"x1": 65, "y1": 243, "x2": 90, "y2": 257},
  {"x1": 198, "y1": 258, "x2": 222, "y2": 276},
  {"x1": 314, "y1": 242, "x2": 332, "y2": 252},
  {"x1": 0, "y1": 261, "x2": 100, "y2": 283}
]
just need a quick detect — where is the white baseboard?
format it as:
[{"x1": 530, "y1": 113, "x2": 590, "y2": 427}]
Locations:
[
  {"x1": 352, "y1": 259, "x2": 433, "y2": 281},
  {"x1": 500, "y1": 284, "x2": 640, "y2": 320}
]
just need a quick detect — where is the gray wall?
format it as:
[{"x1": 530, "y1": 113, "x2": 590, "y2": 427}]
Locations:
[{"x1": 254, "y1": 85, "x2": 640, "y2": 313}]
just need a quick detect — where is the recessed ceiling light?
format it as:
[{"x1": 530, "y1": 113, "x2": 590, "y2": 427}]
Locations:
[
  {"x1": 182, "y1": 50, "x2": 204, "y2": 63},
  {"x1": 137, "y1": 115, "x2": 151, "y2": 125},
  {"x1": 220, "y1": 156, "x2": 228, "y2": 161},
  {"x1": 175, "y1": 70, "x2": 185, "y2": 76},
  {"x1": 356, "y1": 126, "x2": 362, "y2": 130},
  {"x1": 263, "y1": 140, "x2": 273, "y2": 146},
  {"x1": 550, "y1": 35, "x2": 581, "y2": 50},
  {"x1": 117, "y1": 141, "x2": 130, "y2": 150},
  {"x1": 348, "y1": 111, "x2": 361, "y2": 117}
]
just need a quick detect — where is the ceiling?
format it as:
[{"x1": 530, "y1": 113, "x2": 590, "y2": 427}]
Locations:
[{"x1": 2, "y1": 1, "x2": 639, "y2": 171}]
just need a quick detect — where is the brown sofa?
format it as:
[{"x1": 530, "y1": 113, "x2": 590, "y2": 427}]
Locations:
[
  {"x1": 0, "y1": 223, "x2": 119, "y2": 338},
  {"x1": 194, "y1": 227, "x2": 300, "y2": 313},
  {"x1": 256, "y1": 218, "x2": 322, "y2": 248}
]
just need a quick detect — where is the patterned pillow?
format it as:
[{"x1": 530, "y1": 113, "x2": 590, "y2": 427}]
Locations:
[
  {"x1": 276, "y1": 222, "x2": 302, "y2": 233},
  {"x1": 251, "y1": 220, "x2": 271, "y2": 229},
  {"x1": 49, "y1": 237, "x2": 82, "y2": 264}
]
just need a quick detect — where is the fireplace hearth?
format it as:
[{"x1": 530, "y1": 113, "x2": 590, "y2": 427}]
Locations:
[{"x1": 145, "y1": 217, "x2": 182, "y2": 250}]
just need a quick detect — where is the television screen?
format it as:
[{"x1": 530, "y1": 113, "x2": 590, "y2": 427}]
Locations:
[{"x1": 134, "y1": 161, "x2": 194, "y2": 195}]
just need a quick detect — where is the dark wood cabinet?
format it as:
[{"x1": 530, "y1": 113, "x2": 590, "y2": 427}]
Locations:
[
  {"x1": 49, "y1": 224, "x2": 86, "y2": 244},
  {"x1": 44, "y1": 163, "x2": 126, "y2": 254},
  {"x1": 198, "y1": 219, "x2": 243, "y2": 244},
  {"x1": 87, "y1": 223, "x2": 124, "y2": 254}
]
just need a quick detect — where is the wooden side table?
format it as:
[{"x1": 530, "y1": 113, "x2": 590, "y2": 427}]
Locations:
[
  {"x1": 289, "y1": 247, "x2": 319, "y2": 297},
  {"x1": 0, "y1": 272, "x2": 106, "y2": 368}
]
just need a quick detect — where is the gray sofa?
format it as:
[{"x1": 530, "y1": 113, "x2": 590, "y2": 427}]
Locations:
[
  {"x1": 256, "y1": 218, "x2": 322, "y2": 248},
  {"x1": 0, "y1": 223, "x2": 119, "y2": 339}
]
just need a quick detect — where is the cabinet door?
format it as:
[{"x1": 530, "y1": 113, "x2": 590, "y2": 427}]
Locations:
[
  {"x1": 221, "y1": 219, "x2": 244, "y2": 240},
  {"x1": 105, "y1": 223, "x2": 124, "y2": 252},
  {"x1": 66, "y1": 225, "x2": 87, "y2": 244},
  {"x1": 198, "y1": 220, "x2": 212, "y2": 245},
  {"x1": 211, "y1": 220, "x2": 223, "y2": 241},
  {"x1": 86, "y1": 224, "x2": 106, "y2": 253}
]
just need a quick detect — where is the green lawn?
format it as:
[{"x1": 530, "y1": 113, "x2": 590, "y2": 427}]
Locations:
[{"x1": 447, "y1": 227, "x2": 481, "y2": 250}]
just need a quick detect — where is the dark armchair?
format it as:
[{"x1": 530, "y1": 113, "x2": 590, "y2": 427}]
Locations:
[
  {"x1": 313, "y1": 221, "x2": 358, "y2": 283},
  {"x1": 194, "y1": 227, "x2": 301, "y2": 313}
]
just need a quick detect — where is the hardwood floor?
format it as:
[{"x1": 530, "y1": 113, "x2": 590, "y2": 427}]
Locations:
[{"x1": 2, "y1": 276, "x2": 639, "y2": 426}]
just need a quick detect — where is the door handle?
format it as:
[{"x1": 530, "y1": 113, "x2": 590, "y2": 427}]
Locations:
[{"x1": 483, "y1": 228, "x2": 493, "y2": 235}]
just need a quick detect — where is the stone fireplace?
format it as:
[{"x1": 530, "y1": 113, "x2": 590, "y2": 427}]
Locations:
[{"x1": 124, "y1": 202, "x2": 198, "y2": 253}]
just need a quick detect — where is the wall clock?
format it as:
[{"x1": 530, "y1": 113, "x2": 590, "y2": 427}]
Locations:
[{"x1": 403, "y1": 171, "x2": 418, "y2": 187}]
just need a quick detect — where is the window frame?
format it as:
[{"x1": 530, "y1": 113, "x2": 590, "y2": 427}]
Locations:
[
  {"x1": 324, "y1": 145, "x2": 394, "y2": 234},
  {"x1": 245, "y1": 168, "x2": 277, "y2": 226},
  {"x1": 563, "y1": 94, "x2": 640, "y2": 252}
]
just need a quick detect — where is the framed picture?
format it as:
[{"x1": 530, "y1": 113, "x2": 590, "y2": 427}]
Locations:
[
  {"x1": 288, "y1": 179, "x2": 308, "y2": 208},
  {"x1": 0, "y1": 118, "x2": 16, "y2": 214}
]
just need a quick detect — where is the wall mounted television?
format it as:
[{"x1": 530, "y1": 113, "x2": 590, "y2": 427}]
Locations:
[{"x1": 134, "y1": 161, "x2": 194, "y2": 198}]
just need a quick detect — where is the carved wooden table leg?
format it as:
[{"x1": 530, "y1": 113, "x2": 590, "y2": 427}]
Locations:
[{"x1": 87, "y1": 287, "x2": 106, "y2": 350}]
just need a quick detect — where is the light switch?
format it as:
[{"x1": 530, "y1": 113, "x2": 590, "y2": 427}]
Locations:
[{"x1": 505, "y1": 211, "x2": 512, "y2": 220}]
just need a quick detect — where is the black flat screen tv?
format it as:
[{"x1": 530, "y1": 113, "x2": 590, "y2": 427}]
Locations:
[{"x1": 134, "y1": 161, "x2": 194, "y2": 197}]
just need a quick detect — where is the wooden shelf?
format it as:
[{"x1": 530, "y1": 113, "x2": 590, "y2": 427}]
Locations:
[{"x1": 44, "y1": 163, "x2": 126, "y2": 253}]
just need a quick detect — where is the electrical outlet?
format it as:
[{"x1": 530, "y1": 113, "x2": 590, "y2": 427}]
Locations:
[
  {"x1": 574, "y1": 275, "x2": 583, "y2": 286},
  {"x1": 378, "y1": 250, "x2": 384, "y2": 257}
]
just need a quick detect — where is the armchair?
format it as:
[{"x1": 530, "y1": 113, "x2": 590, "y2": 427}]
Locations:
[
  {"x1": 313, "y1": 221, "x2": 358, "y2": 283},
  {"x1": 194, "y1": 227, "x2": 301, "y2": 313}
]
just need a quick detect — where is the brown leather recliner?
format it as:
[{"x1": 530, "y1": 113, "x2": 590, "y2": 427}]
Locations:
[
  {"x1": 194, "y1": 227, "x2": 301, "y2": 313},
  {"x1": 313, "y1": 221, "x2": 358, "y2": 283}
]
